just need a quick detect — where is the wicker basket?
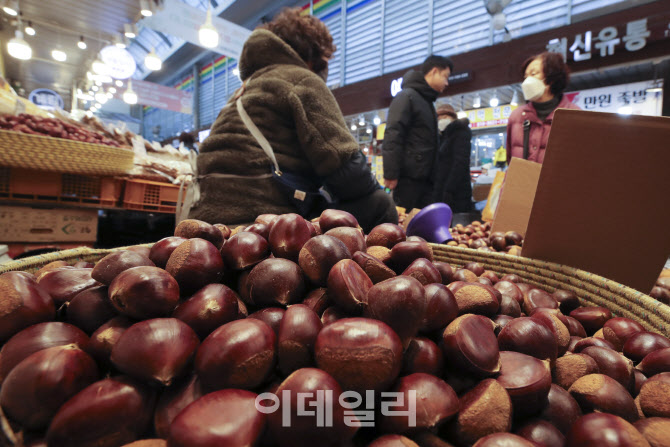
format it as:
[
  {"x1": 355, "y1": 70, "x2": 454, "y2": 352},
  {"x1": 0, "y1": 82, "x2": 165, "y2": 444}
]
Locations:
[
  {"x1": 431, "y1": 244, "x2": 670, "y2": 337},
  {"x1": 1, "y1": 243, "x2": 668, "y2": 337},
  {"x1": 0, "y1": 130, "x2": 134, "y2": 176}
]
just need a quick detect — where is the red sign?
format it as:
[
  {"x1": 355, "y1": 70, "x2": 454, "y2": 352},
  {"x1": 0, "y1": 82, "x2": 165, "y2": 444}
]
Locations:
[{"x1": 115, "y1": 79, "x2": 193, "y2": 114}]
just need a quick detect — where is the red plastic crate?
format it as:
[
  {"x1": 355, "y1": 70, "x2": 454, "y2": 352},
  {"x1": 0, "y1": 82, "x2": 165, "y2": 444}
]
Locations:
[
  {"x1": 0, "y1": 167, "x2": 123, "y2": 208},
  {"x1": 122, "y1": 178, "x2": 183, "y2": 213}
]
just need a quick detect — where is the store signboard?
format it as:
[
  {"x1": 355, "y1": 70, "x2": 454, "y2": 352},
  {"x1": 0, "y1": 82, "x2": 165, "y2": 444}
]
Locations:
[
  {"x1": 142, "y1": 0, "x2": 251, "y2": 59},
  {"x1": 565, "y1": 80, "x2": 662, "y2": 116},
  {"x1": 29, "y1": 88, "x2": 63, "y2": 110},
  {"x1": 115, "y1": 79, "x2": 193, "y2": 114},
  {"x1": 467, "y1": 105, "x2": 518, "y2": 129}
]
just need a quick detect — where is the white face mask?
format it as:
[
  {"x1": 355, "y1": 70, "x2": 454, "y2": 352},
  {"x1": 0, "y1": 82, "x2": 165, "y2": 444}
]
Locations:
[
  {"x1": 438, "y1": 118, "x2": 453, "y2": 131},
  {"x1": 522, "y1": 76, "x2": 546, "y2": 102}
]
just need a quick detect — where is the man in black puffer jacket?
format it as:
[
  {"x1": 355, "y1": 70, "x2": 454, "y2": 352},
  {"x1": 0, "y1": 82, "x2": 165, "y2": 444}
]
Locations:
[{"x1": 382, "y1": 55, "x2": 453, "y2": 210}]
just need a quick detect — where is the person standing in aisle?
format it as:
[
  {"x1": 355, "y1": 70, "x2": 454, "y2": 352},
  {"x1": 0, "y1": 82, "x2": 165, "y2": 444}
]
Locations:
[
  {"x1": 382, "y1": 55, "x2": 454, "y2": 210},
  {"x1": 506, "y1": 51, "x2": 580, "y2": 164},
  {"x1": 432, "y1": 104, "x2": 473, "y2": 213}
]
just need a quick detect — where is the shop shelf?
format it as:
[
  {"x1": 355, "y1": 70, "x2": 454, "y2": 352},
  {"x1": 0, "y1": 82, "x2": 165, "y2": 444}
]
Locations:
[
  {"x1": 0, "y1": 167, "x2": 123, "y2": 208},
  {"x1": 122, "y1": 178, "x2": 183, "y2": 214}
]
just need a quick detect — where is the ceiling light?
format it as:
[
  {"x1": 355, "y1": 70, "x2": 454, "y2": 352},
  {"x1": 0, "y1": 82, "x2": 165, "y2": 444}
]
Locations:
[
  {"x1": 24, "y1": 21, "x2": 35, "y2": 36},
  {"x1": 489, "y1": 95, "x2": 499, "y2": 107},
  {"x1": 116, "y1": 80, "x2": 124, "y2": 87},
  {"x1": 140, "y1": 0, "x2": 153, "y2": 17},
  {"x1": 350, "y1": 124, "x2": 357, "y2": 131},
  {"x1": 373, "y1": 116, "x2": 381, "y2": 125},
  {"x1": 144, "y1": 49, "x2": 161, "y2": 71},
  {"x1": 366, "y1": 127, "x2": 372, "y2": 134},
  {"x1": 94, "y1": 102, "x2": 102, "y2": 108},
  {"x1": 91, "y1": 85, "x2": 99, "y2": 92},
  {"x1": 510, "y1": 90, "x2": 520, "y2": 106},
  {"x1": 77, "y1": 36, "x2": 87, "y2": 49},
  {"x1": 114, "y1": 34, "x2": 126, "y2": 49},
  {"x1": 109, "y1": 87, "x2": 116, "y2": 94},
  {"x1": 124, "y1": 24, "x2": 137, "y2": 39},
  {"x1": 232, "y1": 68, "x2": 240, "y2": 76},
  {"x1": 7, "y1": 29, "x2": 31, "y2": 60},
  {"x1": 3, "y1": 1, "x2": 18, "y2": 16},
  {"x1": 92, "y1": 59, "x2": 110, "y2": 76},
  {"x1": 473, "y1": 94, "x2": 481, "y2": 108},
  {"x1": 79, "y1": 93, "x2": 94, "y2": 101},
  {"x1": 95, "y1": 92, "x2": 109, "y2": 104},
  {"x1": 457, "y1": 110, "x2": 467, "y2": 119},
  {"x1": 199, "y1": 3, "x2": 219, "y2": 49},
  {"x1": 358, "y1": 116, "x2": 365, "y2": 126},
  {"x1": 123, "y1": 80, "x2": 138, "y2": 105}
]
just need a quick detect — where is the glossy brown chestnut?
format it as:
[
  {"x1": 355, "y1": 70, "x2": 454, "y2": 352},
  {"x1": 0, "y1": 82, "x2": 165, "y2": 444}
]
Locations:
[
  {"x1": 352, "y1": 251, "x2": 396, "y2": 284},
  {"x1": 367, "y1": 245, "x2": 392, "y2": 264},
  {"x1": 46, "y1": 376, "x2": 156, "y2": 447},
  {"x1": 623, "y1": 332, "x2": 670, "y2": 363},
  {"x1": 318, "y1": 209, "x2": 359, "y2": 232},
  {"x1": 491, "y1": 236, "x2": 507, "y2": 251},
  {"x1": 581, "y1": 345, "x2": 635, "y2": 391},
  {"x1": 327, "y1": 259, "x2": 373, "y2": 314},
  {"x1": 567, "y1": 412, "x2": 650, "y2": 447},
  {"x1": 173, "y1": 283, "x2": 240, "y2": 339},
  {"x1": 109, "y1": 266, "x2": 180, "y2": 319},
  {"x1": 569, "y1": 373, "x2": 638, "y2": 422},
  {"x1": 301, "y1": 288, "x2": 331, "y2": 316},
  {"x1": 603, "y1": 318, "x2": 645, "y2": 351},
  {"x1": 552, "y1": 289, "x2": 581, "y2": 314},
  {"x1": 268, "y1": 213, "x2": 316, "y2": 262},
  {"x1": 570, "y1": 307, "x2": 613, "y2": 335},
  {"x1": 504, "y1": 231, "x2": 524, "y2": 246},
  {"x1": 255, "y1": 213, "x2": 278, "y2": 227},
  {"x1": 321, "y1": 306, "x2": 347, "y2": 326},
  {"x1": 633, "y1": 369, "x2": 647, "y2": 397},
  {"x1": 277, "y1": 304, "x2": 323, "y2": 375},
  {"x1": 389, "y1": 240, "x2": 433, "y2": 273},
  {"x1": 0, "y1": 321, "x2": 88, "y2": 382},
  {"x1": 92, "y1": 251, "x2": 155, "y2": 285},
  {"x1": 368, "y1": 435, "x2": 418, "y2": 447},
  {"x1": 166, "y1": 238, "x2": 225, "y2": 295},
  {"x1": 0, "y1": 344, "x2": 99, "y2": 430},
  {"x1": 401, "y1": 258, "x2": 442, "y2": 286},
  {"x1": 498, "y1": 317, "x2": 558, "y2": 363},
  {"x1": 174, "y1": 219, "x2": 224, "y2": 249},
  {"x1": 86, "y1": 316, "x2": 133, "y2": 368},
  {"x1": 634, "y1": 417, "x2": 670, "y2": 447},
  {"x1": 463, "y1": 262, "x2": 485, "y2": 277},
  {"x1": 367, "y1": 223, "x2": 407, "y2": 248},
  {"x1": 420, "y1": 283, "x2": 458, "y2": 333},
  {"x1": 214, "y1": 223, "x2": 232, "y2": 239},
  {"x1": 299, "y1": 235, "x2": 351, "y2": 286},
  {"x1": 111, "y1": 318, "x2": 199, "y2": 386},
  {"x1": 501, "y1": 273, "x2": 522, "y2": 283},
  {"x1": 364, "y1": 276, "x2": 427, "y2": 344},
  {"x1": 220, "y1": 231, "x2": 270, "y2": 270},
  {"x1": 401, "y1": 337, "x2": 444, "y2": 376},
  {"x1": 315, "y1": 318, "x2": 403, "y2": 394},
  {"x1": 325, "y1": 226, "x2": 366, "y2": 255},
  {"x1": 553, "y1": 353, "x2": 600, "y2": 390},
  {"x1": 167, "y1": 389, "x2": 266, "y2": 447},
  {"x1": 531, "y1": 309, "x2": 571, "y2": 356},
  {"x1": 523, "y1": 288, "x2": 559, "y2": 314},
  {"x1": 637, "y1": 347, "x2": 670, "y2": 377},
  {"x1": 195, "y1": 318, "x2": 276, "y2": 390},
  {"x1": 567, "y1": 336, "x2": 583, "y2": 353},
  {"x1": 480, "y1": 271, "x2": 500, "y2": 285},
  {"x1": 149, "y1": 237, "x2": 188, "y2": 269},
  {"x1": 66, "y1": 286, "x2": 117, "y2": 334},
  {"x1": 448, "y1": 282, "x2": 500, "y2": 317},
  {"x1": 267, "y1": 368, "x2": 357, "y2": 447},
  {"x1": 559, "y1": 315, "x2": 588, "y2": 338},
  {"x1": 37, "y1": 267, "x2": 98, "y2": 305},
  {"x1": 442, "y1": 314, "x2": 501, "y2": 377},
  {"x1": 639, "y1": 376, "x2": 670, "y2": 418},
  {"x1": 248, "y1": 258, "x2": 306, "y2": 307},
  {"x1": 451, "y1": 268, "x2": 478, "y2": 283},
  {"x1": 650, "y1": 286, "x2": 670, "y2": 304},
  {"x1": 243, "y1": 222, "x2": 271, "y2": 240},
  {"x1": 248, "y1": 307, "x2": 286, "y2": 336},
  {"x1": 515, "y1": 419, "x2": 566, "y2": 447},
  {"x1": 496, "y1": 351, "x2": 552, "y2": 418},
  {"x1": 494, "y1": 315, "x2": 515, "y2": 335},
  {"x1": 572, "y1": 336, "x2": 616, "y2": 353},
  {"x1": 0, "y1": 271, "x2": 55, "y2": 342},
  {"x1": 493, "y1": 281, "x2": 524, "y2": 308},
  {"x1": 154, "y1": 375, "x2": 204, "y2": 439},
  {"x1": 433, "y1": 261, "x2": 454, "y2": 284},
  {"x1": 379, "y1": 373, "x2": 459, "y2": 434},
  {"x1": 473, "y1": 433, "x2": 536, "y2": 446},
  {"x1": 539, "y1": 384, "x2": 583, "y2": 435}
]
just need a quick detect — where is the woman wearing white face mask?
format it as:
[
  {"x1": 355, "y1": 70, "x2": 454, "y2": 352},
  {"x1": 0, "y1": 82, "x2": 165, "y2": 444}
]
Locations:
[
  {"x1": 432, "y1": 104, "x2": 473, "y2": 212},
  {"x1": 505, "y1": 52, "x2": 580, "y2": 164}
]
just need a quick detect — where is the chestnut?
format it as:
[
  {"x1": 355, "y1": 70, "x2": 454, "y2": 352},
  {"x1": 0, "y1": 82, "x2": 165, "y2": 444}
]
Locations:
[
  {"x1": 634, "y1": 417, "x2": 670, "y2": 447},
  {"x1": 301, "y1": 288, "x2": 331, "y2": 317},
  {"x1": 154, "y1": 375, "x2": 204, "y2": 438},
  {"x1": 318, "y1": 209, "x2": 359, "y2": 232},
  {"x1": 581, "y1": 345, "x2": 635, "y2": 391},
  {"x1": 220, "y1": 231, "x2": 270, "y2": 271},
  {"x1": 539, "y1": 384, "x2": 582, "y2": 435},
  {"x1": 325, "y1": 226, "x2": 366, "y2": 255},
  {"x1": 515, "y1": 419, "x2": 566, "y2": 447},
  {"x1": 480, "y1": 271, "x2": 500, "y2": 284},
  {"x1": 553, "y1": 353, "x2": 599, "y2": 389},
  {"x1": 491, "y1": 236, "x2": 507, "y2": 251},
  {"x1": 523, "y1": 288, "x2": 559, "y2": 314},
  {"x1": 568, "y1": 373, "x2": 637, "y2": 422},
  {"x1": 531, "y1": 309, "x2": 571, "y2": 356},
  {"x1": 402, "y1": 337, "x2": 444, "y2": 376},
  {"x1": 268, "y1": 213, "x2": 314, "y2": 262},
  {"x1": 650, "y1": 286, "x2": 670, "y2": 304},
  {"x1": 248, "y1": 307, "x2": 286, "y2": 336},
  {"x1": 637, "y1": 347, "x2": 670, "y2": 377},
  {"x1": 389, "y1": 240, "x2": 433, "y2": 273},
  {"x1": 498, "y1": 317, "x2": 558, "y2": 364},
  {"x1": 623, "y1": 332, "x2": 670, "y2": 364},
  {"x1": 448, "y1": 282, "x2": 499, "y2": 317},
  {"x1": 401, "y1": 258, "x2": 442, "y2": 285},
  {"x1": 352, "y1": 251, "x2": 396, "y2": 284},
  {"x1": 174, "y1": 219, "x2": 224, "y2": 249},
  {"x1": 214, "y1": 223, "x2": 232, "y2": 239},
  {"x1": 603, "y1": 318, "x2": 645, "y2": 351},
  {"x1": 570, "y1": 307, "x2": 613, "y2": 335},
  {"x1": 247, "y1": 258, "x2": 306, "y2": 307},
  {"x1": 109, "y1": 266, "x2": 180, "y2": 319},
  {"x1": 572, "y1": 336, "x2": 616, "y2": 353},
  {"x1": 451, "y1": 268, "x2": 478, "y2": 283},
  {"x1": 496, "y1": 351, "x2": 552, "y2": 418},
  {"x1": 638, "y1": 376, "x2": 670, "y2": 418},
  {"x1": 567, "y1": 412, "x2": 650, "y2": 447},
  {"x1": 321, "y1": 306, "x2": 347, "y2": 326},
  {"x1": 166, "y1": 238, "x2": 225, "y2": 295},
  {"x1": 37, "y1": 267, "x2": 98, "y2": 306},
  {"x1": 464, "y1": 262, "x2": 485, "y2": 277},
  {"x1": 559, "y1": 315, "x2": 588, "y2": 338},
  {"x1": 173, "y1": 284, "x2": 240, "y2": 339},
  {"x1": 366, "y1": 223, "x2": 406, "y2": 248},
  {"x1": 66, "y1": 286, "x2": 117, "y2": 334},
  {"x1": 494, "y1": 280, "x2": 524, "y2": 305},
  {"x1": 367, "y1": 245, "x2": 393, "y2": 264},
  {"x1": 314, "y1": 318, "x2": 403, "y2": 394},
  {"x1": 0, "y1": 271, "x2": 55, "y2": 343},
  {"x1": 327, "y1": 259, "x2": 373, "y2": 314},
  {"x1": 92, "y1": 250, "x2": 155, "y2": 285},
  {"x1": 473, "y1": 433, "x2": 536, "y2": 446},
  {"x1": 365, "y1": 276, "x2": 427, "y2": 345},
  {"x1": 504, "y1": 231, "x2": 524, "y2": 246},
  {"x1": 368, "y1": 435, "x2": 418, "y2": 447},
  {"x1": 501, "y1": 273, "x2": 522, "y2": 283},
  {"x1": 420, "y1": 283, "x2": 458, "y2": 333},
  {"x1": 442, "y1": 314, "x2": 500, "y2": 377},
  {"x1": 299, "y1": 235, "x2": 351, "y2": 286},
  {"x1": 277, "y1": 304, "x2": 323, "y2": 375},
  {"x1": 633, "y1": 369, "x2": 647, "y2": 397},
  {"x1": 86, "y1": 316, "x2": 133, "y2": 367},
  {"x1": 552, "y1": 289, "x2": 581, "y2": 314}
]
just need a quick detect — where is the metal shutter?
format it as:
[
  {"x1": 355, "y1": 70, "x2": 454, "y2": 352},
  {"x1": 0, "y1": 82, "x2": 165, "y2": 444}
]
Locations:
[
  {"x1": 571, "y1": 0, "x2": 627, "y2": 16},
  {"x1": 383, "y1": 0, "x2": 430, "y2": 74},
  {"x1": 227, "y1": 61, "x2": 242, "y2": 101},
  {"x1": 432, "y1": 0, "x2": 489, "y2": 57},
  {"x1": 320, "y1": 7, "x2": 343, "y2": 88},
  {"x1": 213, "y1": 60, "x2": 229, "y2": 121},
  {"x1": 199, "y1": 65, "x2": 215, "y2": 128},
  {"x1": 344, "y1": 0, "x2": 382, "y2": 84},
  {"x1": 499, "y1": 0, "x2": 569, "y2": 43}
]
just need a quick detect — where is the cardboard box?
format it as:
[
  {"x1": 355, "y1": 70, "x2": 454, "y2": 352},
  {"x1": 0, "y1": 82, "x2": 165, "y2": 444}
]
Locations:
[
  {"x1": 0, "y1": 206, "x2": 98, "y2": 242},
  {"x1": 472, "y1": 183, "x2": 493, "y2": 202},
  {"x1": 522, "y1": 109, "x2": 670, "y2": 293},
  {"x1": 490, "y1": 158, "x2": 543, "y2": 236}
]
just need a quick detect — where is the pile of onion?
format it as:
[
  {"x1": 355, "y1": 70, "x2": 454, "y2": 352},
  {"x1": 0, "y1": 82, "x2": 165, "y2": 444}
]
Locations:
[{"x1": 1, "y1": 212, "x2": 669, "y2": 447}]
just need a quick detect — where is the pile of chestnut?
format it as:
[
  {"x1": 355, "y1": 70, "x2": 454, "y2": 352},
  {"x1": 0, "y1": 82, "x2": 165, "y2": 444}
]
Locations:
[
  {"x1": 1, "y1": 209, "x2": 670, "y2": 447},
  {"x1": 446, "y1": 221, "x2": 524, "y2": 256},
  {"x1": 650, "y1": 270, "x2": 670, "y2": 305}
]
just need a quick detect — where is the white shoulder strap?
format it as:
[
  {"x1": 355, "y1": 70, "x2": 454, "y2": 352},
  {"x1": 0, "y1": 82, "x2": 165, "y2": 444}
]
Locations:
[{"x1": 236, "y1": 97, "x2": 282, "y2": 175}]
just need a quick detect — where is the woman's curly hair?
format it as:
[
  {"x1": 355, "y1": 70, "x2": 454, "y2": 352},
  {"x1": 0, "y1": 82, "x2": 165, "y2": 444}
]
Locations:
[{"x1": 261, "y1": 8, "x2": 336, "y2": 72}]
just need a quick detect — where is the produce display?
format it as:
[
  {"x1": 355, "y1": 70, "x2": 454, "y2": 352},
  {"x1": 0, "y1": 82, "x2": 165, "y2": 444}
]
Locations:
[
  {"x1": 0, "y1": 113, "x2": 125, "y2": 147},
  {"x1": 447, "y1": 221, "x2": 524, "y2": 256},
  {"x1": 1, "y1": 210, "x2": 670, "y2": 447}
]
